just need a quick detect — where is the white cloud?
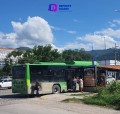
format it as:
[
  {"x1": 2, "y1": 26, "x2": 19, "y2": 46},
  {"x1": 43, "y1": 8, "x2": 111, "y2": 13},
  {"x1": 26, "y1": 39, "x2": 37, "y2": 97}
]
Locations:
[
  {"x1": 113, "y1": 19, "x2": 120, "y2": 25},
  {"x1": 51, "y1": 44, "x2": 64, "y2": 52},
  {"x1": 63, "y1": 42, "x2": 92, "y2": 50},
  {"x1": 110, "y1": 23, "x2": 116, "y2": 27},
  {"x1": 56, "y1": 18, "x2": 120, "y2": 50},
  {"x1": 12, "y1": 16, "x2": 53, "y2": 47},
  {"x1": 63, "y1": 18, "x2": 120, "y2": 50},
  {"x1": 0, "y1": 16, "x2": 54, "y2": 48},
  {"x1": 109, "y1": 19, "x2": 120, "y2": 28},
  {"x1": 95, "y1": 28, "x2": 120, "y2": 38},
  {"x1": 0, "y1": 32, "x2": 17, "y2": 47},
  {"x1": 1, "y1": 17, "x2": 120, "y2": 51},
  {"x1": 73, "y1": 19, "x2": 79, "y2": 23},
  {"x1": 108, "y1": 22, "x2": 116, "y2": 27},
  {"x1": 62, "y1": 34, "x2": 117, "y2": 51},
  {"x1": 51, "y1": 25, "x2": 77, "y2": 34},
  {"x1": 50, "y1": 26, "x2": 64, "y2": 31},
  {"x1": 67, "y1": 30, "x2": 77, "y2": 34},
  {"x1": 77, "y1": 34, "x2": 116, "y2": 49}
]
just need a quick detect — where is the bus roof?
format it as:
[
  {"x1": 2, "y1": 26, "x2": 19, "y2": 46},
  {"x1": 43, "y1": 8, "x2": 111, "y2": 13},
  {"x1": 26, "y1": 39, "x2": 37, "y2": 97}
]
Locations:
[{"x1": 17, "y1": 61, "x2": 99, "y2": 66}]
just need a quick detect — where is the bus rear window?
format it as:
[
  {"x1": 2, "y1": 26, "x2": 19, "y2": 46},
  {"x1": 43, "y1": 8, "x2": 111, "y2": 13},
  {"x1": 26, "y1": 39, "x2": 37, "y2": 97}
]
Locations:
[{"x1": 12, "y1": 66, "x2": 26, "y2": 79}]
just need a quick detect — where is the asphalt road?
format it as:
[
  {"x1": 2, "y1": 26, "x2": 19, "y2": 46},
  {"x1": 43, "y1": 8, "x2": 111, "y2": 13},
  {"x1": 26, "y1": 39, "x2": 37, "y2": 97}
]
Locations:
[{"x1": 0, "y1": 89, "x2": 120, "y2": 114}]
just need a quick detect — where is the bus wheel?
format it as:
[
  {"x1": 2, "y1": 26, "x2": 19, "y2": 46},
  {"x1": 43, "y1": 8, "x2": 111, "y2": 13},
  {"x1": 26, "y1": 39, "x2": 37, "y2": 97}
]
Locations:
[{"x1": 52, "y1": 85, "x2": 61, "y2": 94}]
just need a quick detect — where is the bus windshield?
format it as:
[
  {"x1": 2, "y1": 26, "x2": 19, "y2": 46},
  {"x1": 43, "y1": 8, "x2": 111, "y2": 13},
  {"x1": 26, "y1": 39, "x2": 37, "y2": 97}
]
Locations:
[{"x1": 12, "y1": 65, "x2": 26, "y2": 79}]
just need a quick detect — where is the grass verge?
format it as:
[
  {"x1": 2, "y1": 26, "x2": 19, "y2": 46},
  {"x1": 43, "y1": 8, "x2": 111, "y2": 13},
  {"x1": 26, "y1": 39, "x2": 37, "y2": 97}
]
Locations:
[
  {"x1": 83, "y1": 81, "x2": 120, "y2": 110},
  {"x1": 62, "y1": 81, "x2": 120, "y2": 110},
  {"x1": 70, "y1": 92, "x2": 95, "y2": 96},
  {"x1": 62, "y1": 97, "x2": 82, "y2": 103}
]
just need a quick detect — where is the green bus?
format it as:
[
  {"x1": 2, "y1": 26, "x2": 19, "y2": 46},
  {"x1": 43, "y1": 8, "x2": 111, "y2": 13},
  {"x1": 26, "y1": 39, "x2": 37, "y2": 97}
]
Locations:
[{"x1": 12, "y1": 61, "x2": 99, "y2": 95}]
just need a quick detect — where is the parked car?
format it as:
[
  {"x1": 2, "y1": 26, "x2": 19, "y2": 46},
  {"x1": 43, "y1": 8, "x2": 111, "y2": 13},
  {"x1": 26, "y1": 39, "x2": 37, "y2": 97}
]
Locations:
[
  {"x1": 0, "y1": 78, "x2": 12, "y2": 89},
  {"x1": 106, "y1": 76, "x2": 115, "y2": 84}
]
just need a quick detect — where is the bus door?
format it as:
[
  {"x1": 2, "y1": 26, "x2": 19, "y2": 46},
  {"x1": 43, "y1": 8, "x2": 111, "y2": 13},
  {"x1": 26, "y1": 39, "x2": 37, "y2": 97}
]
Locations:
[
  {"x1": 65, "y1": 69, "x2": 75, "y2": 90},
  {"x1": 83, "y1": 66, "x2": 97, "y2": 88}
]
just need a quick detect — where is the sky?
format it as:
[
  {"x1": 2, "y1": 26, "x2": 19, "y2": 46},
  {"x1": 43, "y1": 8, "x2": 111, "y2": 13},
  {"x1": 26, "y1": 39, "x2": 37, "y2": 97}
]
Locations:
[{"x1": 0, "y1": 0, "x2": 120, "y2": 51}]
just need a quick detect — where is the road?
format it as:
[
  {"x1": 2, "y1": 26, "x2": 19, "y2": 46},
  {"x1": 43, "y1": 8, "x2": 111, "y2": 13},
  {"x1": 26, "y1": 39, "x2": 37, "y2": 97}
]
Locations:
[{"x1": 0, "y1": 89, "x2": 120, "y2": 114}]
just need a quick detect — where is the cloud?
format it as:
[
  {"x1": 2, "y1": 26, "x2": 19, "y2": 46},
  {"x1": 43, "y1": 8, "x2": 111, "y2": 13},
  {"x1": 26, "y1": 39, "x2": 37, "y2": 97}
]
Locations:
[
  {"x1": 50, "y1": 26, "x2": 65, "y2": 31},
  {"x1": 63, "y1": 42, "x2": 92, "y2": 50},
  {"x1": 77, "y1": 34, "x2": 116, "y2": 49},
  {"x1": 113, "y1": 19, "x2": 120, "y2": 25},
  {"x1": 110, "y1": 23, "x2": 116, "y2": 27},
  {"x1": 95, "y1": 28, "x2": 120, "y2": 38},
  {"x1": 109, "y1": 19, "x2": 120, "y2": 28},
  {"x1": 51, "y1": 25, "x2": 77, "y2": 34},
  {"x1": 73, "y1": 19, "x2": 79, "y2": 23},
  {"x1": 108, "y1": 22, "x2": 116, "y2": 27},
  {"x1": 0, "y1": 32, "x2": 17, "y2": 47},
  {"x1": 1, "y1": 17, "x2": 120, "y2": 51},
  {"x1": 0, "y1": 16, "x2": 54, "y2": 48},
  {"x1": 12, "y1": 16, "x2": 53, "y2": 47},
  {"x1": 67, "y1": 30, "x2": 77, "y2": 34},
  {"x1": 63, "y1": 18, "x2": 120, "y2": 50},
  {"x1": 62, "y1": 34, "x2": 117, "y2": 51},
  {"x1": 51, "y1": 44, "x2": 64, "y2": 52}
]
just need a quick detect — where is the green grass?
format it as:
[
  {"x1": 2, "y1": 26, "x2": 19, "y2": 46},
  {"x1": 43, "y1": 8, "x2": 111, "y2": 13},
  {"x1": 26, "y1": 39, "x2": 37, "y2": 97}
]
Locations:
[
  {"x1": 62, "y1": 97, "x2": 82, "y2": 103},
  {"x1": 62, "y1": 81, "x2": 120, "y2": 110},
  {"x1": 70, "y1": 92, "x2": 95, "y2": 96},
  {"x1": 83, "y1": 81, "x2": 120, "y2": 110}
]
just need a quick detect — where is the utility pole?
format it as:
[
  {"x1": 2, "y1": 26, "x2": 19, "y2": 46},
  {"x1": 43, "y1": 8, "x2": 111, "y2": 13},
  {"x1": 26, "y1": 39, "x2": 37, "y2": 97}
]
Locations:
[
  {"x1": 115, "y1": 43, "x2": 119, "y2": 65},
  {"x1": 92, "y1": 44, "x2": 94, "y2": 66},
  {"x1": 104, "y1": 37, "x2": 106, "y2": 65}
]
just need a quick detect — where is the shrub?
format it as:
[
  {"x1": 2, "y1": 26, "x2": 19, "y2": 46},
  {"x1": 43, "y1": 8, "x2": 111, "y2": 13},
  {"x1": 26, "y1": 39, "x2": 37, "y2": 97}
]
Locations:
[{"x1": 83, "y1": 81, "x2": 120, "y2": 110}]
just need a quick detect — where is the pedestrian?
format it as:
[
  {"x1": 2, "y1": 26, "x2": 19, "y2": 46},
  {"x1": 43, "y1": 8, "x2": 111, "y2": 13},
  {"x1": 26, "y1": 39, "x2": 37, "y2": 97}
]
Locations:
[
  {"x1": 31, "y1": 80, "x2": 42, "y2": 97},
  {"x1": 79, "y1": 78, "x2": 83, "y2": 92},
  {"x1": 72, "y1": 77, "x2": 77, "y2": 92},
  {"x1": 31, "y1": 85, "x2": 35, "y2": 95},
  {"x1": 99, "y1": 76, "x2": 105, "y2": 87},
  {"x1": 34, "y1": 80, "x2": 42, "y2": 96}
]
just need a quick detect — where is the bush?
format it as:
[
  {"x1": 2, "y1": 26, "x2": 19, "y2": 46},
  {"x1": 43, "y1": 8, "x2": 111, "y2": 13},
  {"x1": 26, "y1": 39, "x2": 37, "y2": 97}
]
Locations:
[
  {"x1": 107, "y1": 81, "x2": 120, "y2": 93},
  {"x1": 83, "y1": 81, "x2": 120, "y2": 110}
]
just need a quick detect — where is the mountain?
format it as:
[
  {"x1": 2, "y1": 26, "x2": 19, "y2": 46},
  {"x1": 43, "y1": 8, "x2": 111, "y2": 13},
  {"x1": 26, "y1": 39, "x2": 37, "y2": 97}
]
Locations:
[
  {"x1": 87, "y1": 48, "x2": 120, "y2": 61},
  {"x1": 16, "y1": 47, "x2": 31, "y2": 50}
]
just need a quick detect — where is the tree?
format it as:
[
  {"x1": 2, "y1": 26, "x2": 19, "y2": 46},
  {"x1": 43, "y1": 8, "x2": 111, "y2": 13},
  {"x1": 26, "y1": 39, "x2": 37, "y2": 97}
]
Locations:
[
  {"x1": 18, "y1": 45, "x2": 61, "y2": 63},
  {"x1": 2, "y1": 63, "x2": 12, "y2": 75},
  {"x1": 5, "y1": 46, "x2": 92, "y2": 65},
  {"x1": 62, "y1": 49, "x2": 91, "y2": 62}
]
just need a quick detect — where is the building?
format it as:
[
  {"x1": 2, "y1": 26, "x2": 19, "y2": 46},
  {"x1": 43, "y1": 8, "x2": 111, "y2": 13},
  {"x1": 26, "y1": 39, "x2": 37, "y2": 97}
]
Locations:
[
  {"x1": 0, "y1": 47, "x2": 15, "y2": 68},
  {"x1": 97, "y1": 60, "x2": 120, "y2": 80},
  {"x1": 98, "y1": 65, "x2": 120, "y2": 80},
  {"x1": 98, "y1": 60, "x2": 120, "y2": 65}
]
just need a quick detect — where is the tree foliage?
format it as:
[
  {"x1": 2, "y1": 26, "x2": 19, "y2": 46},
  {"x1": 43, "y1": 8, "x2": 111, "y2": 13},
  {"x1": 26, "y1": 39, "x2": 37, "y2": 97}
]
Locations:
[
  {"x1": 62, "y1": 48, "x2": 91, "y2": 62},
  {"x1": 18, "y1": 45, "x2": 61, "y2": 63},
  {"x1": 0, "y1": 45, "x2": 91, "y2": 75},
  {"x1": 5, "y1": 45, "x2": 92, "y2": 64}
]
